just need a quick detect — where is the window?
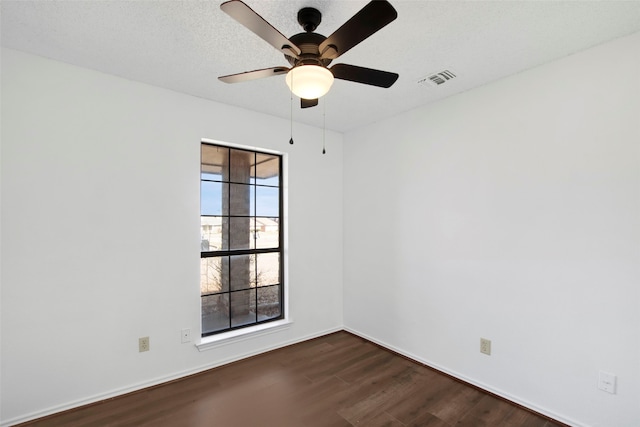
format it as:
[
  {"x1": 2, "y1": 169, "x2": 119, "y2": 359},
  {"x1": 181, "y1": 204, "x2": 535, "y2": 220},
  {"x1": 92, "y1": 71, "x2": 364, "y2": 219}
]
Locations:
[{"x1": 200, "y1": 143, "x2": 284, "y2": 337}]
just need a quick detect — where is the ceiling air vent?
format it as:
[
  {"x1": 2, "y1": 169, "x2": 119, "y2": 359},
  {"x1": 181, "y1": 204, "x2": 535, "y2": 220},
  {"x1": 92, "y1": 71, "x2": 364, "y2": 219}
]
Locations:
[{"x1": 418, "y1": 70, "x2": 456, "y2": 87}]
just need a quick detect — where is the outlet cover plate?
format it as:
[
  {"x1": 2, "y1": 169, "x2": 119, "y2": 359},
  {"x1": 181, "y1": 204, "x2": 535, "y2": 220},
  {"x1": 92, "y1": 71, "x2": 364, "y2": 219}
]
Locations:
[
  {"x1": 139, "y1": 336, "x2": 150, "y2": 352},
  {"x1": 480, "y1": 338, "x2": 491, "y2": 355}
]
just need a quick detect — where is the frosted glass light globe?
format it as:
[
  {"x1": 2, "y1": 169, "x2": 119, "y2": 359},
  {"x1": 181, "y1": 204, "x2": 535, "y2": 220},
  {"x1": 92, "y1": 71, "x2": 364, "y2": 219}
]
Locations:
[{"x1": 286, "y1": 65, "x2": 334, "y2": 99}]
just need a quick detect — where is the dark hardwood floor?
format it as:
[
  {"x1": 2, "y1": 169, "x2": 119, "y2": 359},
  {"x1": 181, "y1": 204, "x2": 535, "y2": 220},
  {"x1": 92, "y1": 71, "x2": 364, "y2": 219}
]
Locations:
[{"x1": 19, "y1": 331, "x2": 567, "y2": 427}]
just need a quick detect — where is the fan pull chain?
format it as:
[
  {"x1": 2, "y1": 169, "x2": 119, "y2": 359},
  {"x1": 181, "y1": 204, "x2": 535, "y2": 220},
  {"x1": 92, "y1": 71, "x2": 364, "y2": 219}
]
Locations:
[
  {"x1": 322, "y1": 97, "x2": 326, "y2": 154},
  {"x1": 289, "y1": 72, "x2": 294, "y2": 145}
]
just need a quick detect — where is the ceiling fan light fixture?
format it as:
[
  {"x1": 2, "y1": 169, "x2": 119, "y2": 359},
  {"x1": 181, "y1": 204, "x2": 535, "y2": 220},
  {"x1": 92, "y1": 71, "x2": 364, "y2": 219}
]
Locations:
[{"x1": 286, "y1": 65, "x2": 334, "y2": 99}]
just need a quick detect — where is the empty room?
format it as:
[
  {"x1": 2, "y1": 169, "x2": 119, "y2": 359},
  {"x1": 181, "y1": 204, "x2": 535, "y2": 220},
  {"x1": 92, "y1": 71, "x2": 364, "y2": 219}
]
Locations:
[{"x1": 1, "y1": 1, "x2": 639, "y2": 426}]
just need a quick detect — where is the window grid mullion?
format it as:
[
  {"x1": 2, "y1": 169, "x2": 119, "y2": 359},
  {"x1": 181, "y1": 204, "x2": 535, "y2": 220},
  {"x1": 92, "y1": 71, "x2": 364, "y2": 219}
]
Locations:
[
  {"x1": 226, "y1": 149, "x2": 232, "y2": 331},
  {"x1": 253, "y1": 152, "x2": 258, "y2": 324}
]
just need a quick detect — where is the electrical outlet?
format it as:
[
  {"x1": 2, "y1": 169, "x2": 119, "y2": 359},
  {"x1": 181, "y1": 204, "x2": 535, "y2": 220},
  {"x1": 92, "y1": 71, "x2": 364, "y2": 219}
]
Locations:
[
  {"x1": 181, "y1": 328, "x2": 191, "y2": 344},
  {"x1": 480, "y1": 338, "x2": 491, "y2": 355},
  {"x1": 139, "y1": 336, "x2": 150, "y2": 352}
]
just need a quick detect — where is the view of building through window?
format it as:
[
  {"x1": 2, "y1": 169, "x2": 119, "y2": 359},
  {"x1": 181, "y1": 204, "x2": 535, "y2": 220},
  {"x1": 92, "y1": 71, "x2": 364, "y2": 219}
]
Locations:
[{"x1": 200, "y1": 142, "x2": 283, "y2": 336}]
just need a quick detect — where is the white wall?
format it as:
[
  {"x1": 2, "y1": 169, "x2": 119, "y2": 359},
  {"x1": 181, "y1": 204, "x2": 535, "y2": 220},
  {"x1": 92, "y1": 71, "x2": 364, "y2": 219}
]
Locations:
[
  {"x1": 0, "y1": 48, "x2": 343, "y2": 425},
  {"x1": 343, "y1": 32, "x2": 640, "y2": 427}
]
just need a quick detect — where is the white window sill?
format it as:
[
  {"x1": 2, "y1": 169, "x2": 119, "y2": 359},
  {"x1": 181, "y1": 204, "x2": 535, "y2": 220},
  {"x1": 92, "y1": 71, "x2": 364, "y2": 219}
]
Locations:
[{"x1": 195, "y1": 319, "x2": 293, "y2": 352}]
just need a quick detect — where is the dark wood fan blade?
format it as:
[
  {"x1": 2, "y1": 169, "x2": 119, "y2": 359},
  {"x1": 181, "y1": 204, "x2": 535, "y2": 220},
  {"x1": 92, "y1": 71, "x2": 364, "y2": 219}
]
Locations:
[
  {"x1": 301, "y1": 98, "x2": 318, "y2": 108},
  {"x1": 219, "y1": 66, "x2": 289, "y2": 83},
  {"x1": 330, "y1": 63, "x2": 398, "y2": 88},
  {"x1": 221, "y1": 0, "x2": 301, "y2": 57},
  {"x1": 319, "y1": 0, "x2": 397, "y2": 60}
]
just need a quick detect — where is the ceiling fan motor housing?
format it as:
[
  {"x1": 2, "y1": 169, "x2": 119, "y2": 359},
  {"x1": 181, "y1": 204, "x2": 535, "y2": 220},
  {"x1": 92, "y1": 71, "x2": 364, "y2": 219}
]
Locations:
[
  {"x1": 284, "y1": 8, "x2": 333, "y2": 68},
  {"x1": 285, "y1": 32, "x2": 332, "y2": 67}
]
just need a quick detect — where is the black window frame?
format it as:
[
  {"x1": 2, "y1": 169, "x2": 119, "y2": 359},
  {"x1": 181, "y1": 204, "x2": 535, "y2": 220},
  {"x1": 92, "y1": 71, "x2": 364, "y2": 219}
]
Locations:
[{"x1": 200, "y1": 142, "x2": 284, "y2": 337}]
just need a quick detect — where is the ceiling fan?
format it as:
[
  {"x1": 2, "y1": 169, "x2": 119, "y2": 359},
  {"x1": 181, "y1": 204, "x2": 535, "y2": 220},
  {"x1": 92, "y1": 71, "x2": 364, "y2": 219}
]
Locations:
[{"x1": 218, "y1": 0, "x2": 399, "y2": 109}]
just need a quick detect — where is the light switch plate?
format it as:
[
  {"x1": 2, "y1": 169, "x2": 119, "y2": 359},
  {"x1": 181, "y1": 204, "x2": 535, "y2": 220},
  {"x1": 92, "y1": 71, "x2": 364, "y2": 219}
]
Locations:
[{"x1": 598, "y1": 371, "x2": 616, "y2": 394}]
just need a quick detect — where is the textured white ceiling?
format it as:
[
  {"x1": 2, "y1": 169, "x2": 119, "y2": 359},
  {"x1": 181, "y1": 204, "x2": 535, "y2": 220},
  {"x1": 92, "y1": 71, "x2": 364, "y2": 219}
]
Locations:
[{"x1": 2, "y1": 0, "x2": 640, "y2": 132}]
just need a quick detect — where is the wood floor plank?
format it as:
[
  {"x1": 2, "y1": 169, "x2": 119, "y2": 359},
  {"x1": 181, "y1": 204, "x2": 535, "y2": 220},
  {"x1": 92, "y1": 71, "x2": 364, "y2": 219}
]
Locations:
[
  {"x1": 18, "y1": 331, "x2": 568, "y2": 427},
  {"x1": 502, "y1": 406, "x2": 549, "y2": 427},
  {"x1": 337, "y1": 368, "x2": 412, "y2": 424},
  {"x1": 458, "y1": 394, "x2": 516, "y2": 425},
  {"x1": 428, "y1": 381, "x2": 485, "y2": 424},
  {"x1": 303, "y1": 343, "x2": 382, "y2": 382},
  {"x1": 281, "y1": 376, "x2": 352, "y2": 424},
  {"x1": 359, "y1": 411, "x2": 405, "y2": 427},
  {"x1": 334, "y1": 347, "x2": 397, "y2": 383},
  {"x1": 385, "y1": 371, "x2": 459, "y2": 424},
  {"x1": 405, "y1": 412, "x2": 452, "y2": 427}
]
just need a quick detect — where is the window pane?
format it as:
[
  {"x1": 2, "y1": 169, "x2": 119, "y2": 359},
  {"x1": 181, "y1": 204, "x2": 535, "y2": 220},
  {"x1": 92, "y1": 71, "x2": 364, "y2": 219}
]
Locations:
[
  {"x1": 201, "y1": 144, "x2": 228, "y2": 177},
  {"x1": 252, "y1": 153, "x2": 279, "y2": 186},
  {"x1": 201, "y1": 172, "x2": 221, "y2": 181},
  {"x1": 250, "y1": 218, "x2": 257, "y2": 249},
  {"x1": 256, "y1": 252, "x2": 279, "y2": 287},
  {"x1": 200, "y1": 257, "x2": 228, "y2": 294},
  {"x1": 229, "y1": 183, "x2": 252, "y2": 216},
  {"x1": 256, "y1": 186, "x2": 279, "y2": 217},
  {"x1": 228, "y1": 217, "x2": 251, "y2": 250},
  {"x1": 250, "y1": 254, "x2": 257, "y2": 285},
  {"x1": 250, "y1": 186, "x2": 255, "y2": 218},
  {"x1": 231, "y1": 290, "x2": 255, "y2": 327},
  {"x1": 255, "y1": 218, "x2": 279, "y2": 249},
  {"x1": 229, "y1": 254, "x2": 252, "y2": 291},
  {"x1": 257, "y1": 286, "x2": 281, "y2": 321},
  {"x1": 229, "y1": 149, "x2": 253, "y2": 183},
  {"x1": 201, "y1": 181, "x2": 224, "y2": 216},
  {"x1": 201, "y1": 217, "x2": 222, "y2": 251},
  {"x1": 202, "y1": 294, "x2": 229, "y2": 334}
]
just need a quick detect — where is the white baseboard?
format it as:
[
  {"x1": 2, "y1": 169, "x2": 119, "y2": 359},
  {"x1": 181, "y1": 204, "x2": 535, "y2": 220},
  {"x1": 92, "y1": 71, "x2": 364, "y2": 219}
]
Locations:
[
  {"x1": 343, "y1": 326, "x2": 584, "y2": 427},
  {"x1": 1, "y1": 325, "x2": 343, "y2": 427}
]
